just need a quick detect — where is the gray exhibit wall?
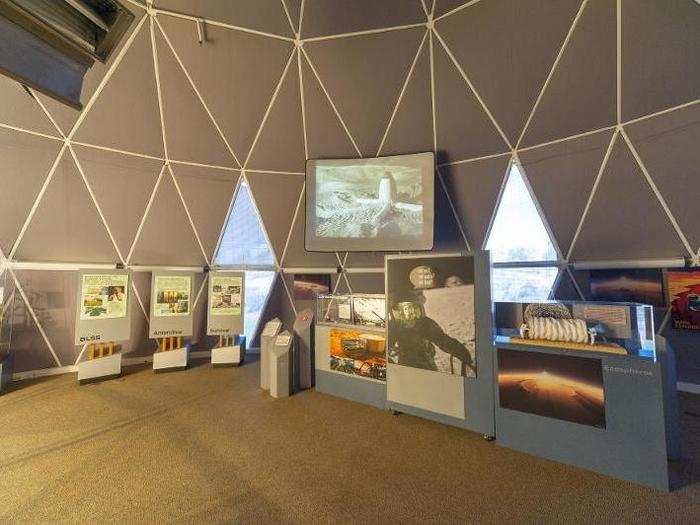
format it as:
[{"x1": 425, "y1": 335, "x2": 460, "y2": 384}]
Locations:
[{"x1": 0, "y1": 1, "x2": 696, "y2": 377}]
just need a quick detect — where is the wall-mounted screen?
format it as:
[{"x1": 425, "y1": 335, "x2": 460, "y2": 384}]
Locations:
[{"x1": 305, "y1": 152, "x2": 435, "y2": 252}]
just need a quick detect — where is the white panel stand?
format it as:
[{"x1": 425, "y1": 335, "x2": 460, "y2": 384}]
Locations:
[
  {"x1": 270, "y1": 331, "x2": 293, "y2": 399},
  {"x1": 153, "y1": 345, "x2": 190, "y2": 373},
  {"x1": 260, "y1": 319, "x2": 282, "y2": 390},
  {"x1": 212, "y1": 336, "x2": 246, "y2": 367},
  {"x1": 78, "y1": 353, "x2": 122, "y2": 384}
]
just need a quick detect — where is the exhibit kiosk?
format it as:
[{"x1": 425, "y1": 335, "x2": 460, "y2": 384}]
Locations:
[
  {"x1": 150, "y1": 271, "x2": 195, "y2": 372},
  {"x1": 207, "y1": 271, "x2": 245, "y2": 367},
  {"x1": 260, "y1": 317, "x2": 282, "y2": 390},
  {"x1": 292, "y1": 308, "x2": 314, "y2": 390},
  {"x1": 74, "y1": 269, "x2": 131, "y2": 384},
  {"x1": 270, "y1": 330, "x2": 293, "y2": 398}
]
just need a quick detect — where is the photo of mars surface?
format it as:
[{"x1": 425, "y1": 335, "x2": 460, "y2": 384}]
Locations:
[
  {"x1": 498, "y1": 348, "x2": 606, "y2": 428},
  {"x1": 293, "y1": 274, "x2": 331, "y2": 301}
]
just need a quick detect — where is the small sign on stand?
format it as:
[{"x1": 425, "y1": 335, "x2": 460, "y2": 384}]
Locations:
[
  {"x1": 260, "y1": 318, "x2": 282, "y2": 389},
  {"x1": 207, "y1": 271, "x2": 245, "y2": 367}
]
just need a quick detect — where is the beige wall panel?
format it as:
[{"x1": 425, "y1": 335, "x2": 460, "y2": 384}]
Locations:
[
  {"x1": 625, "y1": 105, "x2": 700, "y2": 251},
  {"x1": 519, "y1": 130, "x2": 614, "y2": 256},
  {"x1": 622, "y1": 0, "x2": 700, "y2": 121},
  {"x1": 435, "y1": 1, "x2": 470, "y2": 18},
  {"x1": 14, "y1": 151, "x2": 120, "y2": 263},
  {"x1": 346, "y1": 273, "x2": 385, "y2": 294},
  {"x1": 433, "y1": 174, "x2": 468, "y2": 252},
  {"x1": 437, "y1": 0, "x2": 582, "y2": 143},
  {"x1": 570, "y1": 138, "x2": 687, "y2": 261},
  {"x1": 522, "y1": 0, "x2": 616, "y2": 147},
  {"x1": 440, "y1": 155, "x2": 511, "y2": 250},
  {"x1": 171, "y1": 165, "x2": 239, "y2": 261},
  {"x1": 0, "y1": 76, "x2": 58, "y2": 135},
  {"x1": 73, "y1": 145, "x2": 163, "y2": 258},
  {"x1": 305, "y1": 28, "x2": 425, "y2": 157},
  {"x1": 282, "y1": 196, "x2": 341, "y2": 268},
  {"x1": 154, "y1": 31, "x2": 234, "y2": 167},
  {"x1": 158, "y1": 15, "x2": 293, "y2": 163},
  {"x1": 302, "y1": 0, "x2": 424, "y2": 38},
  {"x1": 246, "y1": 172, "x2": 304, "y2": 261},
  {"x1": 433, "y1": 37, "x2": 509, "y2": 164},
  {"x1": 0, "y1": 130, "x2": 63, "y2": 254},
  {"x1": 129, "y1": 172, "x2": 207, "y2": 266},
  {"x1": 74, "y1": 25, "x2": 164, "y2": 157},
  {"x1": 246, "y1": 59, "x2": 306, "y2": 172}
]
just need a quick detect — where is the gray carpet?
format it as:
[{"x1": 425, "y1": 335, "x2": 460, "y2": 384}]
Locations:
[{"x1": 0, "y1": 357, "x2": 699, "y2": 523}]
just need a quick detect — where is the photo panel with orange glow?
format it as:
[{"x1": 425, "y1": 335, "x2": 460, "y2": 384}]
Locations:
[
  {"x1": 329, "y1": 327, "x2": 386, "y2": 381},
  {"x1": 497, "y1": 348, "x2": 606, "y2": 428}
]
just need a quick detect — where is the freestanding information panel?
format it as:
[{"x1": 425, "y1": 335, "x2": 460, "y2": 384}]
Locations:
[
  {"x1": 207, "y1": 271, "x2": 245, "y2": 366},
  {"x1": 150, "y1": 271, "x2": 195, "y2": 372},
  {"x1": 260, "y1": 318, "x2": 282, "y2": 390},
  {"x1": 385, "y1": 252, "x2": 494, "y2": 437},
  {"x1": 74, "y1": 269, "x2": 131, "y2": 383},
  {"x1": 293, "y1": 308, "x2": 314, "y2": 390}
]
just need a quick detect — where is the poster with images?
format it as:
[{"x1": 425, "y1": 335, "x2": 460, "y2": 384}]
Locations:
[
  {"x1": 589, "y1": 269, "x2": 664, "y2": 307},
  {"x1": 329, "y1": 327, "x2": 386, "y2": 381},
  {"x1": 79, "y1": 274, "x2": 128, "y2": 320},
  {"x1": 293, "y1": 274, "x2": 331, "y2": 300},
  {"x1": 352, "y1": 296, "x2": 386, "y2": 328},
  {"x1": 386, "y1": 255, "x2": 476, "y2": 377},
  {"x1": 498, "y1": 348, "x2": 606, "y2": 428},
  {"x1": 667, "y1": 270, "x2": 700, "y2": 330},
  {"x1": 210, "y1": 275, "x2": 242, "y2": 316},
  {"x1": 153, "y1": 275, "x2": 191, "y2": 317}
]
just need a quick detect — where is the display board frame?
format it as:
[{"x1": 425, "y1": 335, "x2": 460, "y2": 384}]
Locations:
[
  {"x1": 74, "y1": 268, "x2": 131, "y2": 345},
  {"x1": 148, "y1": 271, "x2": 195, "y2": 339},
  {"x1": 206, "y1": 271, "x2": 245, "y2": 336}
]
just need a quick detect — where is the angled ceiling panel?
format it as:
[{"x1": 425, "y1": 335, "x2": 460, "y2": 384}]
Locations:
[
  {"x1": 300, "y1": 57, "x2": 358, "y2": 160},
  {"x1": 126, "y1": 271, "x2": 154, "y2": 357},
  {"x1": 304, "y1": 27, "x2": 425, "y2": 157},
  {"x1": 345, "y1": 252, "x2": 385, "y2": 269},
  {"x1": 15, "y1": 270, "x2": 79, "y2": 366},
  {"x1": 284, "y1": 0, "x2": 302, "y2": 35},
  {"x1": 434, "y1": 1, "x2": 471, "y2": 18},
  {"x1": 625, "y1": 104, "x2": 700, "y2": 250},
  {"x1": 129, "y1": 171, "x2": 207, "y2": 266},
  {"x1": 282, "y1": 195, "x2": 341, "y2": 268},
  {"x1": 6, "y1": 292, "x2": 57, "y2": 372},
  {"x1": 73, "y1": 145, "x2": 163, "y2": 259},
  {"x1": 155, "y1": 1, "x2": 294, "y2": 37},
  {"x1": 552, "y1": 269, "x2": 582, "y2": 301},
  {"x1": 433, "y1": 35, "x2": 509, "y2": 164},
  {"x1": 246, "y1": 56, "x2": 306, "y2": 172},
  {"x1": 434, "y1": 174, "x2": 468, "y2": 252},
  {"x1": 345, "y1": 272, "x2": 385, "y2": 294},
  {"x1": 154, "y1": 29, "x2": 235, "y2": 167},
  {"x1": 170, "y1": 164, "x2": 239, "y2": 261},
  {"x1": 519, "y1": 130, "x2": 615, "y2": 256},
  {"x1": 157, "y1": 15, "x2": 293, "y2": 165},
  {"x1": 14, "y1": 150, "x2": 120, "y2": 263},
  {"x1": 246, "y1": 172, "x2": 304, "y2": 261},
  {"x1": 622, "y1": 0, "x2": 700, "y2": 121},
  {"x1": 522, "y1": 0, "x2": 616, "y2": 147},
  {"x1": 440, "y1": 155, "x2": 511, "y2": 249},
  {"x1": 302, "y1": 1, "x2": 425, "y2": 38},
  {"x1": 0, "y1": 129, "x2": 63, "y2": 254},
  {"x1": 36, "y1": 5, "x2": 146, "y2": 136},
  {"x1": 74, "y1": 24, "x2": 164, "y2": 157},
  {"x1": 379, "y1": 41, "x2": 433, "y2": 157},
  {"x1": 0, "y1": 76, "x2": 58, "y2": 135},
  {"x1": 436, "y1": 0, "x2": 582, "y2": 143},
  {"x1": 570, "y1": 137, "x2": 687, "y2": 261}
]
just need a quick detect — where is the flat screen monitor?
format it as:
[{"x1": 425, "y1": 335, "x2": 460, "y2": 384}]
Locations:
[{"x1": 305, "y1": 152, "x2": 435, "y2": 252}]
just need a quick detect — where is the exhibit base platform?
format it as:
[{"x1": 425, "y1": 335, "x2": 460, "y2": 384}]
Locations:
[
  {"x1": 0, "y1": 352, "x2": 13, "y2": 393},
  {"x1": 153, "y1": 346, "x2": 189, "y2": 373},
  {"x1": 78, "y1": 353, "x2": 122, "y2": 384},
  {"x1": 211, "y1": 345, "x2": 244, "y2": 367},
  {"x1": 316, "y1": 370, "x2": 386, "y2": 410}
]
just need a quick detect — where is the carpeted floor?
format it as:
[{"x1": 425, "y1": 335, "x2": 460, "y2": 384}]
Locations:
[{"x1": 0, "y1": 357, "x2": 699, "y2": 523}]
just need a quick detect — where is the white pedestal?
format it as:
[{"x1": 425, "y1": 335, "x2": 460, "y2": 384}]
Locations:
[
  {"x1": 211, "y1": 345, "x2": 244, "y2": 367},
  {"x1": 260, "y1": 334, "x2": 275, "y2": 390},
  {"x1": 153, "y1": 345, "x2": 189, "y2": 373},
  {"x1": 0, "y1": 353, "x2": 13, "y2": 393},
  {"x1": 78, "y1": 353, "x2": 121, "y2": 384},
  {"x1": 270, "y1": 346, "x2": 291, "y2": 398}
]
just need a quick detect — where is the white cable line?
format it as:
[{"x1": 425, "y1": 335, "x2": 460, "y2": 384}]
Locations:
[
  {"x1": 246, "y1": 168, "x2": 305, "y2": 176},
  {"x1": 28, "y1": 88, "x2": 66, "y2": 138},
  {"x1": 434, "y1": 0, "x2": 486, "y2": 24},
  {"x1": 516, "y1": 125, "x2": 617, "y2": 154},
  {"x1": 126, "y1": 163, "x2": 167, "y2": 264},
  {"x1": 565, "y1": 130, "x2": 618, "y2": 260},
  {"x1": 296, "y1": 47, "x2": 310, "y2": 161},
  {"x1": 168, "y1": 159, "x2": 240, "y2": 172},
  {"x1": 70, "y1": 141, "x2": 165, "y2": 162},
  {"x1": 192, "y1": 273, "x2": 209, "y2": 307},
  {"x1": 279, "y1": 181, "x2": 306, "y2": 267},
  {"x1": 303, "y1": 22, "x2": 427, "y2": 43},
  {"x1": 436, "y1": 167, "x2": 471, "y2": 251},
  {"x1": 616, "y1": 0, "x2": 622, "y2": 124},
  {"x1": 280, "y1": 0, "x2": 297, "y2": 36},
  {"x1": 621, "y1": 99, "x2": 699, "y2": 128},
  {"x1": 149, "y1": 15, "x2": 169, "y2": 159},
  {"x1": 0, "y1": 122, "x2": 64, "y2": 142},
  {"x1": 565, "y1": 266, "x2": 586, "y2": 300},
  {"x1": 154, "y1": 16, "x2": 243, "y2": 168},
  {"x1": 428, "y1": 29, "x2": 438, "y2": 153},
  {"x1": 376, "y1": 30, "x2": 428, "y2": 157},
  {"x1": 438, "y1": 150, "x2": 512, "y2": 168},
  {"x1": 480, "y1": 156, "x2": 514, "y2": 251},
  {"x1": 298, "y1": 0, "x2": 305, "y2": 38},
  {"x1": 279, "y1": 270, "x2": 298, "y2": 315},
  {"x1": 300, "y1": 47, "x2": 362, "y2": 157},
  {"x1": 420, "y1": 0, "x2": 429, "y2": 17},
  {"x1": 516, "y1": 0, "x2": 589, "y2": 149}
]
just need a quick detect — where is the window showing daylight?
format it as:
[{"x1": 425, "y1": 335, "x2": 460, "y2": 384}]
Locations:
[
  {"x1": 214, "y1": 180, "x2": 276, "y2": 343},
  {"x1": 486, "y1": 163, "x2": 560, "y2": 302}
]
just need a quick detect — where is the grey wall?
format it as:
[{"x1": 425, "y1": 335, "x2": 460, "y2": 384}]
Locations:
[{"x1": 0, "y1": 0, "x2": 698, "y2": 375}]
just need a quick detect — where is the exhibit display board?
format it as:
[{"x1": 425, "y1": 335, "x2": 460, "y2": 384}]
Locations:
[
  {"x1": 207, "y1": 271, "x2": 245, "y2": 336},
  {"x1": 74, "y1": 269, "x2": 131, "y2": 345},
  {"x1": 148, "y1": 271, "x2": 195, "y2": 339},
  {"x1": 385, "y1": 252, "x2": 494, "y2": 435}
]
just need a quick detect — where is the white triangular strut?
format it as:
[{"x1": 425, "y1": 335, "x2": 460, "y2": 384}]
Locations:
[{"x1": 485, "y1": 162, "x2": 559, "y2": 263}]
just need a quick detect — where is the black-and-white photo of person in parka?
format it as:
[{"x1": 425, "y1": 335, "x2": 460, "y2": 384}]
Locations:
[{"x1": 386, "y1": 255, "x2": 476, "y2": 377}]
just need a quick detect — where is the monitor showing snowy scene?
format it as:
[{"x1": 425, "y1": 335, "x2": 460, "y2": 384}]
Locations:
[{"x1": 305, "y1": 152, "x2": 434, "y2": 252}]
